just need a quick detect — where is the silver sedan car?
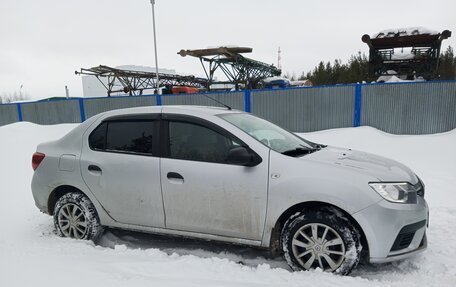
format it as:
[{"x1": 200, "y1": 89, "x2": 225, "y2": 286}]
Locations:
[{"x1": 31, "y1": 106, "x2": 428, "y2": 275}]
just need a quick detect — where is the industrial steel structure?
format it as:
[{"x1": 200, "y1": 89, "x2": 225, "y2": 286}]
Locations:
[
  {"x1": 178, "y1": 47, "x2": 281, "y2": 90},
  {"x1": 362, "y1": 28, "x2": 452, "y2": 80},
  {"x1": 75, "y1": 65, "x2": 208, "y2": 96}
]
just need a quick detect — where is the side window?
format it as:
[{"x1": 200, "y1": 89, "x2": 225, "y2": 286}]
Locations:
[
  {"x1": 106, "y1": 121, "x2": 154, "y2": 154},
  {"x1": 168, "y1": 121, "x2": 240, "y2": 163},
  {"x1": 89, "y1": 120, "x2": 155, "y2": 155},
  {"x1": 89, "y1": 122, "x2": 107, "y2": 150}
]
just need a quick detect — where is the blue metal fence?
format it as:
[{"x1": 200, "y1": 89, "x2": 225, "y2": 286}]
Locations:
[
  {"x1": 353, "y1": 84, "x2": 362, "y2": 127},
  {"x1": 1, "y1": 80, "x2": 456, "y2": 134},
  {"x1": 251, "y1": 84, "x2": 356, "y2": 132}
]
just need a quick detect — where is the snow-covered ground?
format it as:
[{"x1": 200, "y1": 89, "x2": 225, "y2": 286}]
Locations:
[{"x1": 0, "y1": 122, "x2": 455, "y2": 286}]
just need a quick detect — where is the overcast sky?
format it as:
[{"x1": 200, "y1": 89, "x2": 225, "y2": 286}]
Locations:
[{"x1": 1, "y1": 0, "x2": 455, "y2": 99}]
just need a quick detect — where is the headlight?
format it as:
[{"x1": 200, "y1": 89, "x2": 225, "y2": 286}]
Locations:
[{"x1": 369, "y1": 182, "x2": 417, "y2": 203}]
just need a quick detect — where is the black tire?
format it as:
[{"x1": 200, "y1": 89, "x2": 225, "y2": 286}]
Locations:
[
  {"x1": 280, "y1": 207, "x2": 362, "y2": 275},
  {"x1": 53, "y1": 192, "x2": 103, "y2": 241}
]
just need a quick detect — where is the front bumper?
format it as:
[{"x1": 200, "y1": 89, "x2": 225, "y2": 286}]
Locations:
[
  {"x1": 370, "y1": 233, "x2": 427, "y2": 263},
  {"x1": 352, "y1": 196, "x2": 428, "y2": 263}
]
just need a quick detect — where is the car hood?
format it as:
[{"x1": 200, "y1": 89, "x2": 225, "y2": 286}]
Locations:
[{"x1": 305, "y1": 146, "x2": 418, "y2": 183}]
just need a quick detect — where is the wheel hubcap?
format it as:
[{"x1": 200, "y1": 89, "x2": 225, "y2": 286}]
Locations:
[
  {"x1": 57, "y1": 203, "x2": 88, "y2": 239},
  {"x1": 291, "y1": 223, "x2": 345, "y2": 271}
]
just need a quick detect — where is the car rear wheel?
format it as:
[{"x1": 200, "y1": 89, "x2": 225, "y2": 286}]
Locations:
[
  {"x1": 53, "y1": 192, "x2": 103, "y2": 241},
  {"x1": 281, "y1": 207, "x2": 362, "y2": 275}
]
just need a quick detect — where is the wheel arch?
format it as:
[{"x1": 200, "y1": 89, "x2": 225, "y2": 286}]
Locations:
[
  {"x1": 268, "y1": 201, "x2": 369, "y2": 260},
  {"x1": 47, "y1": 185, "x2": 87, "y2": 215}
]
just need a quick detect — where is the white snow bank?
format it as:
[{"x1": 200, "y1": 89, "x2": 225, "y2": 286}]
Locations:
[
  {"x1": 376, "y1": 75, "x2": 425, "y2": 83},
  {"x1": 262, "y1": 76, "x2": 291, "y2": 83},
  {"x1": 290, "y1": 80, "x2": 313, "y2": 87},
  {"x1": 0, "y1": 122, "x2": 455, "y2": 286},
  {"x1": 390, "y1": 52, "x2": 415, "y2": 60},
  {"x1": 373, "y1": 27, "x2": 439, "y2": 38}
]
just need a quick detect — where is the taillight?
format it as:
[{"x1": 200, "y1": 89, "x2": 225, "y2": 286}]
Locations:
[{"x1": 32, "y1": 152, "x2": 46, "y2": 171}]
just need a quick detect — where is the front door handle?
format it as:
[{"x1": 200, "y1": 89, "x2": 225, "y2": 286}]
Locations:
[{"x1": 167, "y1": 172, "x2": 184, "y2": 180}]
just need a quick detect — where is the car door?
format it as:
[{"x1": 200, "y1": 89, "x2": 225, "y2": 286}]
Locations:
[
  {"x1": 80, "y1": 114, "x2": 165, "y2": 228},
  {"x1": 160, "y1": 114, "x2": 269, "y2": 241}
]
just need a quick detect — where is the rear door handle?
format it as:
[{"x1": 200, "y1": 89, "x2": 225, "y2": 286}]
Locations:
[
  {"x1": 88, "y1": 165, "x2": 102, "y2": 173},
  {"x1": 167, "y1": 172, "x2": 183, "y2": 180}
]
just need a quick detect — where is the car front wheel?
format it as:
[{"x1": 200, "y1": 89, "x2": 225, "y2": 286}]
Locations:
[
  {"x1": 53, "y1": 192, "x2": 103, "y2": 241},
  {"x1": 281, "y1": 207, "x2": 362, "y2": 275}
]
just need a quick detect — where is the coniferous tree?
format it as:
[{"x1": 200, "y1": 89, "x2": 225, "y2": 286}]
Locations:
[
  {"x1": 301, "y1": 52, "x2": 370, "y2": 85},
  {"x1": 301, "y1": 46, "x2": 456, "y2": 85},
  {"x1": 438, "y1": 46, "x2": 455, "y2": 80}
]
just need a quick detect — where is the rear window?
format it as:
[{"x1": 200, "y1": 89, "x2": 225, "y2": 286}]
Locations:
[{"x1": 89, "y1": 120, "x2": 155, "y2": 155}]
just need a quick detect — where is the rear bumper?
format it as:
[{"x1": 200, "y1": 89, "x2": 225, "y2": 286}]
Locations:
[
  {"x1": 352, "y1": 196, "x2": 428, "y2": 263},
  {"x1": 31, "y1": 173, "x2": 51, "y2": 214}
]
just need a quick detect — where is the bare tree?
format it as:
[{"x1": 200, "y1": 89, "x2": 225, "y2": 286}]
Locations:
[{"x1": 0, "y1": 91, "x2": 30, "y2": 103}]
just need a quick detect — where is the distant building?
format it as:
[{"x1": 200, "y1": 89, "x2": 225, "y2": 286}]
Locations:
[{"x1": 82, "y1": 65, "x2": 176, "y2": 97}]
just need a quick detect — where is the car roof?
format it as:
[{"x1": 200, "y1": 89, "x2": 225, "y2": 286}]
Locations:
[{"x1": 101, "y1": 105, "x2": 244, "y2": 117}]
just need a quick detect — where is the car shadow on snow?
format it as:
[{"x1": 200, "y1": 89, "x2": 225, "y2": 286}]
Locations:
[
  {"x1": 96, "y1": 227, "x2": 422, "y2": 278},
  {"x1": 97, "y1": 228, "x2": 291, "y2": 270},
  {"x1": 97, "y1": 228, "x2": 290, "y2": 270},
  {"x1": 352, "y1": 258, "x2": 421, "y2": 278}
]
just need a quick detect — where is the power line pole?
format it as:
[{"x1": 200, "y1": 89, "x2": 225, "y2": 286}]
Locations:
[
  {"x1": 150, "y1": 0, "x2": 161, "y2": 94},
  {"x1": 277, "y1": 47, "x2": 282, "y2": 71}
]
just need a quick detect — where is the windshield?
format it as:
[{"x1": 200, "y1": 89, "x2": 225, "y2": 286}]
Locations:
[{"x1": 218, "y1": 113, "x2": 317, "y2": 154}]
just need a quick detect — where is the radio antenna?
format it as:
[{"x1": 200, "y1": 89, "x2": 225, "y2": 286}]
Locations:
[{"x1": 200, "y1": 93, "x2": 232, "y2": 110}]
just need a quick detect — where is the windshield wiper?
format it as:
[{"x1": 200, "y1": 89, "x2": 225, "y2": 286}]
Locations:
[
  {"x1": 312, "y1": 143, "x2": 327, "y2": 150},
  {"x1": 281, "y1": 147, "x2": 316, "y2": 157}
]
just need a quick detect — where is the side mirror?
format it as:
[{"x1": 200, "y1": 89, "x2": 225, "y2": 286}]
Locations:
[{"x1": 227, "y1": 146, "x2": 262, "y2": 167}]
